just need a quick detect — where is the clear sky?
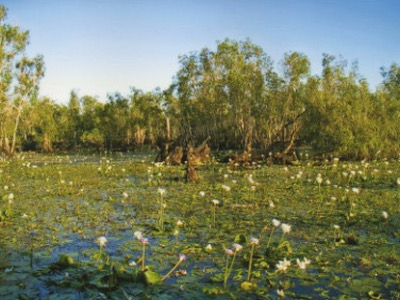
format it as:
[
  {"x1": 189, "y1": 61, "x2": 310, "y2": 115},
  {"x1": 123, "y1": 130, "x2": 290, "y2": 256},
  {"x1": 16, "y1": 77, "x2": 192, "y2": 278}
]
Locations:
[{"x1": 3, "y1": 0, "x2": 400, "y2": 104}]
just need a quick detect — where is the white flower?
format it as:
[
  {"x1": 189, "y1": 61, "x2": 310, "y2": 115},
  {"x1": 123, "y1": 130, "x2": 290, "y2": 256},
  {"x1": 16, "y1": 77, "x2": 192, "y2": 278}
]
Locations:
[
  {"x1": 276, "y1": 258, "x2": 291, "y2": 272},
  {"x1": 382, "y1": 211, "x2": 388, "y2": 220},
  {"x1": 223, "y1": 174, "x2": 228, "y2": 179},
  {"x1": 269, "y1": 201, "x2": 275, "y2": 208},
  {"x1": 205, "y1": 244, "x2": 213, "y2": 252},
  {"x1": 272, "y1": 219, "x2": 280, "y2": 227},
  {"x1": 3, "y1": 185, "x2": 8, "y2": 190},
  {"x1": 212, "y1": 199, "x2": 220, "y2": 205},
  {"x1": 277, "y1": 289, "x2": 285, "y2": 297},
  {"x1": 8, "y1": 193, "x2": 14, "y2": 201},
  {"x1": 221, "y1": 184, "x2": 231, "y2": 192},
  {"x1": 134, "y1": 231, "x2": 143, "y2": 240},
  {"x1": 174, "y1": 229, "x2": 180, "y2": 236},
  {"x1": 129, "y1": 260, "x2": 137, "y2": 267},
  {"x1": 22, "y1": 213, "x2": 28, "y2": 219},
  {"x1": 232, "y1": 243, "x2": 243, "y2": 252},
  {"x1": 281, "y1": 223, "x2": 291, "y2": 234},
  {"x1": 122, "y1": 192, "x2": 129, "y2": 198},
  {"x1": 351, "y1": 187, "x2": 360, "y2": 194},
  {"x1": 199, "y1": 191, "x2": 205, "y2": 197},
  {"x1": 396, "y1": 178, "x2": 400, "y2": 185},
  {"x1": 333, "y1": 225, "x2": 340, "y2": 230},
  {"x1": 225, "y1": 248, "x2": 234, "y2": 256},
  {"x1": 176, "y1": 220, "x2": 184, "y2": 227},
  {"x1": 296, "y1": 257, "x2": 311, "y2": 270},
  {"x1": 249, "y1": 237, "x2": 259, "y2": 245},
  {"x1": 157, "y1": 188, "x2": 166, "y2": 196},
  {"x1": 316, "y1": 174, "x2": 323, "y2": 184},
  {"x1": 179, "y1": 254, "x2": 187, "y2": 261},
  {"x1": 96, "y1": 236, "x2": 107, "y2": 247},
  {"x1": 248, "y1": 174, "x2": 255, "y2": 184}
]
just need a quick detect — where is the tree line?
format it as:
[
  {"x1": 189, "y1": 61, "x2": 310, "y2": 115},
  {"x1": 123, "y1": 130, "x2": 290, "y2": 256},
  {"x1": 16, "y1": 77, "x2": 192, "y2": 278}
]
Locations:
[{"x1": 1, "y1": 5, "x2": 399, "y2": 158}]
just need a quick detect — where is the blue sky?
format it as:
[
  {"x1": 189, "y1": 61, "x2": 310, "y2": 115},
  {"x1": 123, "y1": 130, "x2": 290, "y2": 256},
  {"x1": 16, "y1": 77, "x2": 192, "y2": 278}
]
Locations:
[{"x1": 3, "y1": 0, "x2": 400, "y2": 103}]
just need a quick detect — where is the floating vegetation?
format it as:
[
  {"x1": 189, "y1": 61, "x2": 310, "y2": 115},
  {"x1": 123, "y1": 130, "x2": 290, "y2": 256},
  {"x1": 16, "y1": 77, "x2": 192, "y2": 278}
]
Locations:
[{"x1": 0, "y1": 153, "x2": 399, "y2": 299}]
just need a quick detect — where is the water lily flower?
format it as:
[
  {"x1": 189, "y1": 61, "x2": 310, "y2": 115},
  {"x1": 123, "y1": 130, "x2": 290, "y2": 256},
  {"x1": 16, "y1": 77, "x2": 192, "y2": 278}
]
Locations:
[
  {"x1": 225, "y1": 248, "x2": 235, "y2": 256},
  {"x1": 269, "y1": 201, "x2": 275, "y2": 208},
  {"x1": 249, "y1": 237, "x2": 259, "y2": 245},
  {"x1": 176, "y1": 220, "x2": 183, "y2": 227},
  {"x1": 96, "y1": 236, "x2": 107, "y2": 247},
  {"x1": 316, "y1": 174, "x2": 323, "y2": 184},
  {"x1": 134, "y1": 231, "x2": 143, "y2": 240},
  {"x1": 351, "y1": 187, "x2": 360, "y2": 194},
  {"x1": 3, "y1": 185, "x2": 8, "y2": 190},
  {"x1": 8, "y1": 193, "x2": 14, "y2": 201},
  {"x1": 129, "y1": 260, "x2": 137, "y2": 267},
  {"x1": 276, "y1": 258, "x2": 291, "y2": 272},
  {"x1": 157, "y1": 188, "x2": 166, "y2": 196},
  {"x1": 296, "y1": 257, "x2": 311, "y2": 270},
  {"x1": 281, "y1": 223, "x2": 291, "y2": 233},
  {"x1": 212, "y1": 199, "x2": 220, "y2": 205},
  {"x1": 179, "y1": 254, "x2": 187, "y2": 262},
  {"x1": 333, "y1": 224, "x2": 340, "y2": 230},
  {"x1": 221, "y1": 184, "x2": 231, "y2": 192},
  {"x1": 232, "y1": 243, "x2": 243, "y2": 252},
  {"x1": 22, "y1": 213, "x2": 28, "y2": 219},
  {"x1": 272, "y1": 219, "x2": 280, "y2": 227},
  {"x1": 122, "y1": 192, "x2": 129, "y2": 198},
  {"x1": 277, "y1": 289, "x2": 285, "y2": 297},
  {"x1": 248, "y1": 174, "x2": 255, "y2": 184},
  {"x1": 382, "y1": 211, "x2": 388, "y2": 220},
  {"x1": 205, "y1": 244, "x2": 213, "y2": 252},
  {"x1": 199, "y1": 191, "x2": 205, "y2": 197}
]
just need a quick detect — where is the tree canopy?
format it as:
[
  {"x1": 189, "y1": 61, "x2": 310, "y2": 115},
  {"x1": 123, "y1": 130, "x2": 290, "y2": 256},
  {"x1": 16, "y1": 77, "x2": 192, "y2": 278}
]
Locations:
[{"x1": 0, "y1": 5, "x2": 398, "y2": 158}]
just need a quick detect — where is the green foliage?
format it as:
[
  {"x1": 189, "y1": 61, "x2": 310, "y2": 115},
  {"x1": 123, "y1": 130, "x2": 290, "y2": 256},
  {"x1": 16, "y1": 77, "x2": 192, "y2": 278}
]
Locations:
[{"x1": 0, "y1": 3, "x2": 398, "y2": 157}]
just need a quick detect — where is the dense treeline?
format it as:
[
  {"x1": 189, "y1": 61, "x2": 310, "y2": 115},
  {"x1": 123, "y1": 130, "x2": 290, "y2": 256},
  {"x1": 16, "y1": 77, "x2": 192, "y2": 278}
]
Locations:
[{"x1": 0, "y1": 5, "x2": 399, "y2": 158}]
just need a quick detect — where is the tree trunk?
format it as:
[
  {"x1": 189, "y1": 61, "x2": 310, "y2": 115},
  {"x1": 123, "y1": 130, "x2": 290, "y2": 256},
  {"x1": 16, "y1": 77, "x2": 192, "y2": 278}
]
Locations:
[{"x1": 10, "y1": 105, "x2": 23, "y2": 155}]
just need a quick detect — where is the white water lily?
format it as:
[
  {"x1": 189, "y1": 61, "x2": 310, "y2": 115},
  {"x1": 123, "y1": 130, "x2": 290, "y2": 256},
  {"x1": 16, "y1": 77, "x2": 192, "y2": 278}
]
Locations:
[
  {"x1": 277, "y1": 289, "x2": 285, "y2": 297},
  {"x1": 199, "y1": 191, "x2": 205, "y2": 197},
  {"x1": 122, "y1": 192, "x2": 129, "y2": 198},
  {"x1": 221, "y1": 184, "x2": 231, "y2": 192},
  {"x1": 134, "y1": 231, "x2": 143, "y2": 240},
  {"x1": 249, "y1": 237, "x2": 259, "y2": 245},
  {"x1": 96, "y1": 236, "x2": 107, "y2": 247},
  {"x1": 212, "y1": 199, "x2": 220, "y2": 205},
  {"x1": 157, "y1": 187, "x2": 166, "y2": 196},
  {"x1": 205, "y1": 244, "x2": 213, "y2": 252},
  {"x1": 272, "y1": 219, "x2": 280, "y2": 227},
  {"x1": 176, "y1": 220, "x2": 184, "y2": 227},
  {"x1": 351, "y1": 187, "x2": 360, "y2": 194},
  {"x1": 276, "y1": 258, "x2": 291, "y2": 272},
  {"x1": 281, "y1": 223, "x2": 291, "y2": 234},
  {"x1": 128, "y1": 260, "x2": 137, "y2": 267},
  {"x1": 296, "y1": 257, "x2": 311, "y2": 270},
  {"x1": 232, "y1": 243, "x2": 243, "y2": 252},
  {"x1": 382, "y1": 211, "x2": 389, "y2": 220},
  {"x1": 333, "y1": 224, "x2": 340, "y2": 230}
]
